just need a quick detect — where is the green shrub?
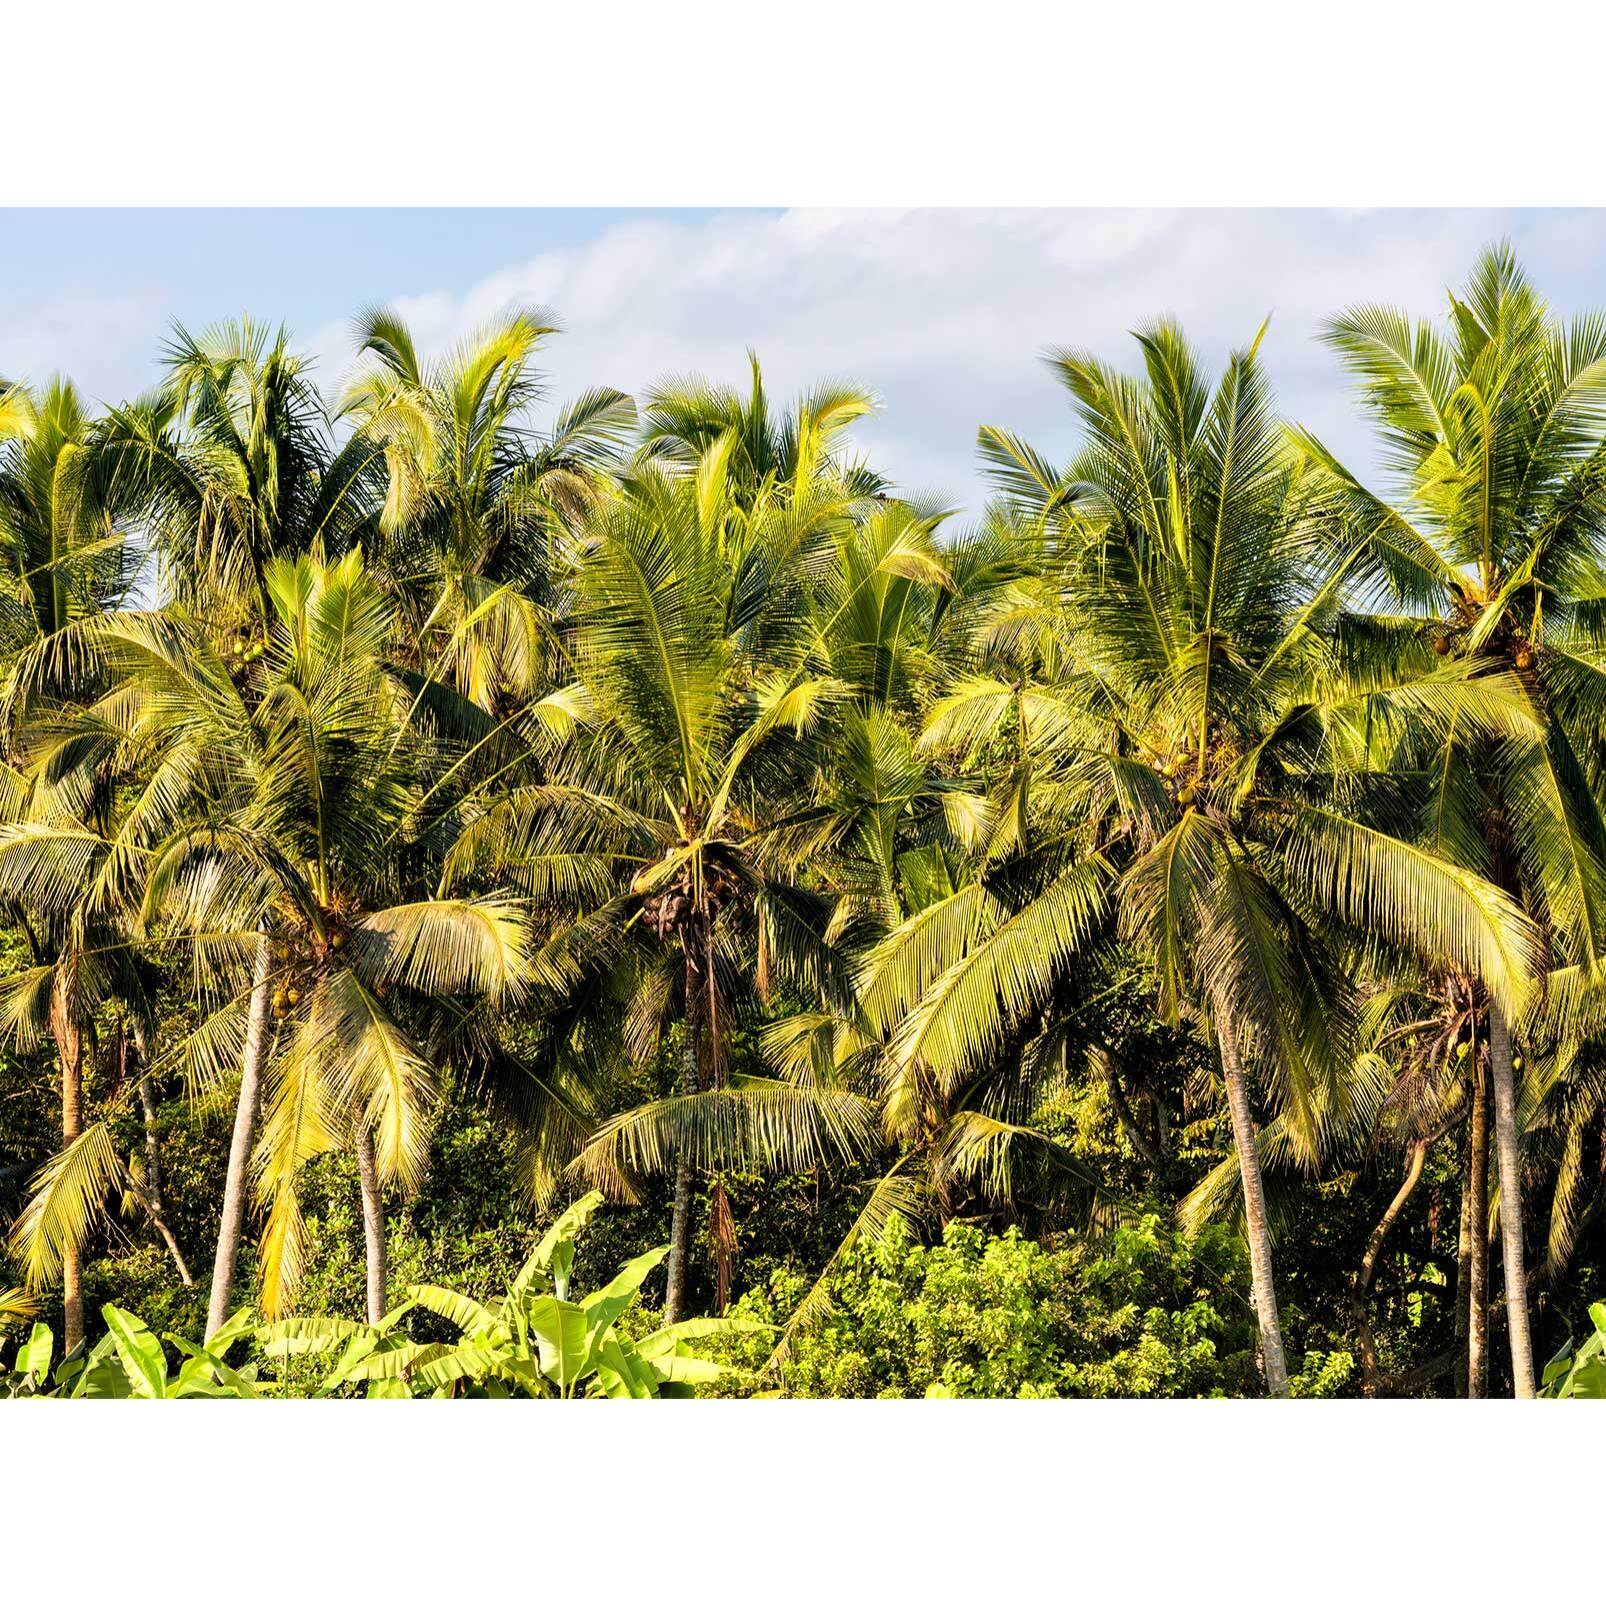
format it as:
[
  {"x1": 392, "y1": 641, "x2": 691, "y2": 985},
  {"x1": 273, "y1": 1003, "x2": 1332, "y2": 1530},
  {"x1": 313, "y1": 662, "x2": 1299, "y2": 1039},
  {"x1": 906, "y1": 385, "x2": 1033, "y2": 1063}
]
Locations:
[{"x1": 707, "y1": 1214, "x2": 1268, "y2": 1398}]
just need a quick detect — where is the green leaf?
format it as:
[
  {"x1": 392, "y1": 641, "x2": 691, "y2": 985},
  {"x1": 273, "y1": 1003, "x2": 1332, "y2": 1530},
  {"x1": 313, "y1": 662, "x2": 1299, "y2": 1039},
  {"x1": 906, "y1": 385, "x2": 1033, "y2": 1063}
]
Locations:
[
  {"x1": 525, "y1": 1295, "x2": 590, "y2": 1394},
  {"x1": 18, "y1": 1321, "x2": 53, "y2": 1386},
  {"x1": 405, "y1": 1284, "x2": 500, "y2": 1337},
  {"x1": 514, "y1": 1190, "x2": 607, "y2": 1295},
  {"x1": 101, "y1": 1304, "x2": 168, "y2": 1398},
  {"x1": 592, "y1": 1337, "x2": 660, "y2": 1399},
  {"x1": 578, "y1": 1246, "x2": 669, "y2": 1373}
]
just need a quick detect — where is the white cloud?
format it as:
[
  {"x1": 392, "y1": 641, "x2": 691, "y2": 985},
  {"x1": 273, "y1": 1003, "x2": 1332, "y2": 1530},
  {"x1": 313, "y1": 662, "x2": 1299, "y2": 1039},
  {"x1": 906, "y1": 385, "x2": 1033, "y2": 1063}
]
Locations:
[
  {"x1": 308, "y1": 207, "x2": 1606, "y2": 516},
  {"x1": 0, "y1": 287, "x2": 170, "y2": 406},
  {"x1": 17, "y1": 210, "x2": 1606, "y2": 520}
]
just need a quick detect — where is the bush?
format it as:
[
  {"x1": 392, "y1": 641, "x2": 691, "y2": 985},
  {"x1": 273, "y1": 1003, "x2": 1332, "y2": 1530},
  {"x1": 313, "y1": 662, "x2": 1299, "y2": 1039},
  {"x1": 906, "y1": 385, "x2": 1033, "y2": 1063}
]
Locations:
[{"x1": 707, "y1": 1214, "x2": 1267, "y2": 1398}]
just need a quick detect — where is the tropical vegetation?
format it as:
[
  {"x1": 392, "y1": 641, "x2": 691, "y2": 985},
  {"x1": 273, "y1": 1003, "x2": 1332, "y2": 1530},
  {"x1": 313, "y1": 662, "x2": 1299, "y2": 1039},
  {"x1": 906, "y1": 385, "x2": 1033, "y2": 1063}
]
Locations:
[{"x1": 3, "y1": 244, "x2": 1605, "y2": 1398}]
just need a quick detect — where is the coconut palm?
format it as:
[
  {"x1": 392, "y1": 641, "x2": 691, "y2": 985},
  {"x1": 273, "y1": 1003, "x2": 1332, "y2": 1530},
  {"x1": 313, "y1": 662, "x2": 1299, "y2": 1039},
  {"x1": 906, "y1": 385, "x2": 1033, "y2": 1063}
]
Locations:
[
  {"x1": 90, "y1": 318, "x2": 386, "y2": 620},
  {"x1": 0, "y1": 375, "x2": 149, "y2": 1350},
  {"x1": 639, "y1": 351, "x2": 885, "y2": 507},
  {"x1": 8, "y1": 550, "x2": 536, "y2": 1335},
  {"x1": 1177, "y1": 963, "x2": 1487, "y2": 1395},
  {"x1": 446, "y1": 463, "x2": 882, "y2": 1321},
  {"x1": 0, "y1": 377, "x2": 142, "y2": 664},
  {"x1": 1307, "y1": 242, "x2": 1606, "y2": 1394},
  {"x1": 899, "y1": 319, "x2": 1540, "y2": 1394},
  {"x1": 658, "y1": 492, "x2": 1106, "y2": 1356},
  {"x1": 339, "y1": 307, "x2": 635, "y2": 712},
  {"x1": 0, "y1": 904, "x2": 196, "y2": 1340},
  {"x1": 80, "y1": 323, "x2": 406, "y2": 1333}
]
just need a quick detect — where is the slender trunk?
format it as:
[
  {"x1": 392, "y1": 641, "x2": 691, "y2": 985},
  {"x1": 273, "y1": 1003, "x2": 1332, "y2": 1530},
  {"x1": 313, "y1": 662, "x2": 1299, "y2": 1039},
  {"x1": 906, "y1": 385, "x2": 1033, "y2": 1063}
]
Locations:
[
  {"x1": 1154, "y1": 1085, "x2": 1172, "y2": 1161},
  {"x1": 1468, "y1": 1068, "x2": 1490, "y2": 1398},
  {"x1": 1352, "y1": 1138, "x2": 1428, "y2": 1397},
  {"x1": 1098, "y1": 1047, "x2": 1166, "y2": 1175},
  {"x1": 710, "y1": 1180, "x2": 735, "y2": 1314},
  {"x1": 1453, "y1": 1123, "x2": 1473, "y2": 1398},
  {"x1": 125, "y1": 1172, "x2": 193, "y2": 1287},
  {"x1": 129, "y1": 1018, "x2": 189, "y2": 1282},
  {"x1": 1487, "y1": 1003, "x2": 1534, "y2": 1397},
  {"x1": 132, "y1": 1020, "x2": 165, "y2": 1217},
  {"x1": 354, "y1": 1126, "x2": 386, "y2": 1326},
  {"x1": 663, "y1": 989, "x2": 699, "y2": 1327},
  {"x1": 50, "y1": 971, "x2": 84, "y2": 1354},
  {"x1": 1215, "y1": 999, "x2": 1289, "y2": 1397},
  {"x1": 205, "y1": 930, "x2": 274, "y2": 1343}
]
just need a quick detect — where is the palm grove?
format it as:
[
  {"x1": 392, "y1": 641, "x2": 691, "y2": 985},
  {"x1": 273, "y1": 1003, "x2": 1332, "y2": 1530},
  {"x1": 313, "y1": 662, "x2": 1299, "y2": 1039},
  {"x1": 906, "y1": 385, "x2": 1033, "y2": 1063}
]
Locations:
[{"x1": 2, "y1": 244, "x2": 1605, "y2": 1399}]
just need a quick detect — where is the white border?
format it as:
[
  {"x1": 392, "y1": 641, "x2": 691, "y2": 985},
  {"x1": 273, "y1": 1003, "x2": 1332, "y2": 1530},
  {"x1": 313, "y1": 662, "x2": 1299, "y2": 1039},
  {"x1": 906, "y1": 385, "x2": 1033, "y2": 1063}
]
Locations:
[
  {"x1": 2, "y1": 1, "x2": 1603, "y2": 205},
  {"x1": 4, "y1": 4, "x2": 1603, "y2": 1591}
]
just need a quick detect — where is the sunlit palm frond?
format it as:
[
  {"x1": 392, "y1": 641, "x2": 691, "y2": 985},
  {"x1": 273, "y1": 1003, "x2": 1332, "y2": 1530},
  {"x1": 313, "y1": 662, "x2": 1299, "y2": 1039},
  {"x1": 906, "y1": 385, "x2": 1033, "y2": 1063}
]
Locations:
[{"x1": 8, "y1": 1123, "x2": 124, "y2": 1289}]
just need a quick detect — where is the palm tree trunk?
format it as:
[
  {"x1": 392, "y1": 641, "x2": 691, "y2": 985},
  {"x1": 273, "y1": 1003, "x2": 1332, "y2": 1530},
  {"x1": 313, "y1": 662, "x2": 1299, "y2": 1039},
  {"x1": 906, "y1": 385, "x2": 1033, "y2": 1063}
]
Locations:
[
  {"x1": 1098, "y1": 1046, "x2": 1166, "y2": 1176},
  {"x1": 205, "y1": 931, "x2": 273, "y2": 1342},
  {"x1": 137, "y1": 1066, "x2": 166, "y2": 1215},
  {"x1": 1215, "y1": 999, "x2": 1289, "y2": 1397},
  {"x1": 1486, "y1": 1002, "x2": 1534, "y2": 1397},
  {"x1": 125, "y1": 1171, "x2": 193, "y2": 1286},
  {"x1": 128, "y1": 1017, "x2": 190, "y2": 1283},
  {"x1": 1453, "y1": 1125, "x2": 1472, "y2": 1397},
  {"x1": 49, "y1": 972, "x2": 84, "y2": 1354},
  {"x1": 663, "y1": 1005, "x2": 699, "y2": 1327},
  {"x1": 1352, "y1": 1138, "x2": 1428, "y2": 1397},
  {"x1": 354, "y1": 1126, "x2": 387, "y2": 1326},
  {"x1": 132, "y1": 1020, "x2": 165, "y2": 1218},
  {"x1": 1467, "y1": 1067, "x2": 1490, "y2": 1397}
]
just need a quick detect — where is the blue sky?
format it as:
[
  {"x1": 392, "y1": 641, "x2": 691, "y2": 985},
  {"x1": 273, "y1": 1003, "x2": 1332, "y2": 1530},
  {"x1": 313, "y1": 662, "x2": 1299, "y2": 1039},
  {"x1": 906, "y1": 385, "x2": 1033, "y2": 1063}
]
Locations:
[{"x1": 6, "y1": 207, "x2": 1606, "y2": 518}]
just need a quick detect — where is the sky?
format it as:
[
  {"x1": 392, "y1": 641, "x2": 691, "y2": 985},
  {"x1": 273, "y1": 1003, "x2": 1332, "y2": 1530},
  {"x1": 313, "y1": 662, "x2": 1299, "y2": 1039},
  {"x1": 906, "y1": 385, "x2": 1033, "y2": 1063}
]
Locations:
[{"x1": 5, "y1": 207, "x2": 1606, "y2": 520}]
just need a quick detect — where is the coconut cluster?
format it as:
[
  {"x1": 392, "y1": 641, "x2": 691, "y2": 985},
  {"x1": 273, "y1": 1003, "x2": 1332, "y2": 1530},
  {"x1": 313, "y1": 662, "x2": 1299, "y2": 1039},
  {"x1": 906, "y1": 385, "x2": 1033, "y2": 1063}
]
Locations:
[
  {"x1": 638, "y1": 852, "x2": 744, "y2": 940},
  {"x1": 1431, "y1": 618, "x2": 1537, "y2": 671},
  {"x1": 1150, "y1": 750, "x2": 1206, "y2": 807},
  {"x1": 220, "y1": 623, "x2": 268, "y2": 679},
  {"x1": 268, "y1": 910, "x2": 357, "y2": 1019}
]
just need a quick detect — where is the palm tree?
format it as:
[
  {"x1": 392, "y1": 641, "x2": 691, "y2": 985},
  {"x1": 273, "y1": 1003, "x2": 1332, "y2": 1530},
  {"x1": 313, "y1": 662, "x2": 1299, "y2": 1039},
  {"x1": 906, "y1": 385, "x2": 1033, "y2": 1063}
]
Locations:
[
  {"x1": 92, "y1": 319, "x2": 385, "y2": 619},
  {"x1": 339, "y1": 306, "x2": 635, "y2": 713},
  {"x1": 13, "y1": 549, "x2": 534, "y2": 1335},
  {"x1": 83, "y1": 323, "x2": 402, "y2": 1333},
  {"x1": 1308, "y1": 242, "x2": 1606, "y2": 1395},
  {"x1": 448, "y1": 463, "x2": 880, "y2": 1322},
  {"x1": 0, "y1": 904, "x2": 196, "y2": 1335},
  {"x1": 639, "y1": 351, "x2": 885, "y2": 506},
  {"x1": 716, "y1": 500, "x2": 1105, "y2": 1355},
  {"x1": 904, "y1": 319, "x2": 1539, "y2": 1394},
  {"x1": 0, "y1": 377, "x2": 142, "y2": 658},
  {"x1": 0, "y1": 374, "x2": 145, "y2": 1350}
]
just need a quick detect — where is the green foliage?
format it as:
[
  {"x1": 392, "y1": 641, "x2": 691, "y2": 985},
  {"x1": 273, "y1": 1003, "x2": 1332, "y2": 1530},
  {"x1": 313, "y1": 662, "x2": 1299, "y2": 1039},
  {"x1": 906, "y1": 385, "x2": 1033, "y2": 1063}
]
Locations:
[
  {"x1": 256, "y1": 1189, "x2": 757, "y2": 1397},
  {"x1": 1287, "y1": 1348, "x2": 1357, "y2": 1399},
  {"x1": 707, "y1": 1215, "x2": 1267, "y2": 1398},
  {"x1": 1540, "y1": 1302, "x2": 1606, "y2": 1398},
  {"x1": 0, "y1": 1305, "x2": 259, "y2": 1398},
  {"x1": 2, "y1": 1191, "x2": 753, "y2": 1398}
]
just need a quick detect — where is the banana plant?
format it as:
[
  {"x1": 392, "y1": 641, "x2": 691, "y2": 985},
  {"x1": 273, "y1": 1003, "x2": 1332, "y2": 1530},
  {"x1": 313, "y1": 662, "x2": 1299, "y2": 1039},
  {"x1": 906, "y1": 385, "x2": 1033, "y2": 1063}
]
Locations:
[
  {"x1": 0, "y1": 1305, "x2": 259, "y2": 1398},
  {"x1": 1540, "y1": 1303, "x2": 1606, "y2": 1399},
  {"x1": 258, "y1": 1191, "x2": 762, "y2": 1398}
]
